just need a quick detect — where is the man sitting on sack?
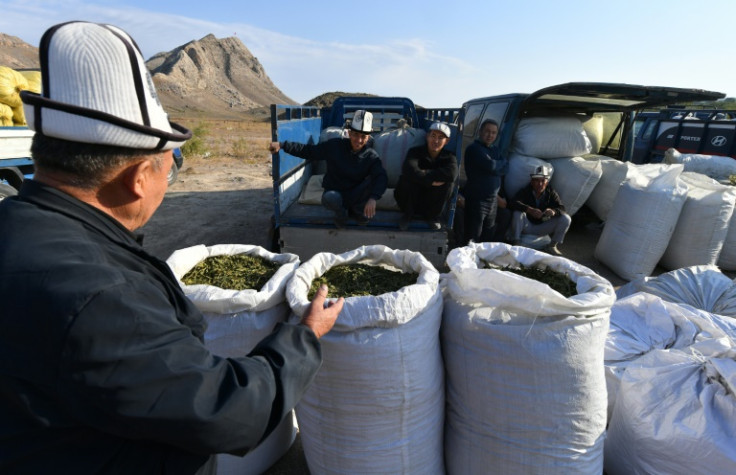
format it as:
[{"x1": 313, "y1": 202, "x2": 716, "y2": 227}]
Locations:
[
  {"x1": 269, "y1": 110, "x2": 388, "y2": 228},
  {"x1": 393, "y1": 121, "x2": 458, "y2": 231},
  {"x1": 508, "y1": 164, "x2": 571, "y2": 256}
]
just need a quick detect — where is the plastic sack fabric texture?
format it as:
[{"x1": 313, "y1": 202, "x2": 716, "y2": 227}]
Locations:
[
  {"x1": 659, "y1": 172, "x2": 736, "y2": 270},
  {"x1": 719, "y1": 210, "x2": 736, "y2": 271},
  {"x1": 603, "y1": 292, "x2": 735, "y2": 422},
  {"x1": 664, "y1": 147, "x2": 736, "y2": 183},
  {"x1": 594, "y1": 164, "x2": 687, "y2": 281},
  {"x1": 372, "y1": 127, "x2": 426, "y2": 187},
  {"x1": 441, "y1": 242, "x2": 615, "y2": 475},
  {"x1": 583, "y1": 156, "x2": 630, "y2": 222},
  {"x1": 166, "y1": 244, "x2": 300, "y2": 475},
  {"x1": 503, "y1": 153, "x2": 553, "y2": 202},
  {"x1": 616, "y1": 265, "x2": 736, "y2": 319},
  {"x1": 285, "y1": 245, "x2": 445, "y2": 475},
  {"x1": 604, "y1": 345, "x2": 736, "y2": 475},
  {"x1": 511, "y1": 115, "x2": 592, "y2": 159},
  {"x1": 548, "y1": 156, "x2": 603, "y2": 216}
]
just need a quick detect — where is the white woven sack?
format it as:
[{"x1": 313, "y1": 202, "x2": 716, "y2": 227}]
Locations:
[
  {"x1": 511, "y1": 116, "x2": 592, "y2": 159},
  {"x1": 441, "y1": 242, "x2": 614, "y2": 475},
  {"x1": 594, "y1": 165, "x2": 687, "y2": 281},
  {"x1": 604, "y1": 346, "x2": 736, "y2": 475},
  {"x1": 659, "y1": 172, "x2": 736, "y2": 270},
  {"x1": 616, "y1": 265, "x2": 736, "y2": 319},
  {"x1": 504, "y1": 153, "x2": 552, "y2": 201},
  {"x1": 583, "y1": 156, "x2": 630, "y2": 222},
  {"x1": 372, "y1": 127, "x2": 426, "y2": 187},
  {"x1": 665, "y1": 147, "x2": 736, "y2": 183},
  {"x1": 285, "y1": 245, "x2": 444, "y2": 475},
  {"x1": 604, "y1": 292, "x2": 733, "y2": 422},
  {"x1": 166, "y1": 244, "x2": 300, "y2": 475},
  {"x1": 719, "y1": 212, "x2": 736, "y2": 270},
  {"x1": 582, "y1": 114, "x2": 604, "y2": 154},
  {"x1": 549, "y1": 156, "x2": 603, "y2": 216}
]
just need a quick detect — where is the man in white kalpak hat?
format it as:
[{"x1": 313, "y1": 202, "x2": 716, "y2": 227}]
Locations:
[
  {"x1": 268, "y1": 109, "x2": 388, "y2": 227},
  {"x1": 0, "y1": 21, "x2": 342, "y2": 474}
]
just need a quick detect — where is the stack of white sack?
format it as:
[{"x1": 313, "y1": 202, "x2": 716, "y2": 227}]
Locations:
[
  {"x1": 441, "y1": 242, "x2": 615, "y2": 475},
  {"x1": 373, "y1": 126, "x2": 426, "y2": 187},
  {"x1": 548, "y1": 156, "x2": 602, "y2": 216},
  {"x1": 594, "y1": 164, "x2": 687, "y2": 281},
  {"x1": 583, "y1": 156, "x2": 631, "y2": 222},
  {"x1": 664, "y1": 147, "x2": 736, "y2": 184},
  {"x1": 658, "y1": 172, "x2": 736, "y2": 270},
  {"x1": 603, "y1": 291, "x2": 736, "y2": 423},
  {"x1": 604, "y1": 343, "x2": 736, "y2": 474},
  {"x1": 166, "y1": 244, "x2": 300, "y2": 475},
  {"x1": 511, "y1": 115, "x2": 592, "y2": 159},
  {"x1": 616, "y1": 265, "x2": 736, "y2": 319},
  {"x1": 285, "y1": 245, "x2": 445, "y2": 475}
]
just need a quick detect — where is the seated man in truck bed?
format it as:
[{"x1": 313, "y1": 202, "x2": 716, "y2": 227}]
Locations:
[
  {"x1": 269, "y1": 110, "x2": 388, "y2": 227},
  {"x1": 393, "y1": 122, "x2": 458, "y2": 231}
]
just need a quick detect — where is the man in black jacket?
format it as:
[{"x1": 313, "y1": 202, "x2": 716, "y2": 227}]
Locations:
[
  {"x1": 0, "y1": 22, "x2": 342, "y2": 474},
  {"x1": 268, "y1": 110, "x2": 388, "y2": 227},
  {"x1": 394, "y1": 122, "x2": 458, "y2": 231},
  {"x1": 508, "y1": 165, "x2": 571, "y2": 256}
]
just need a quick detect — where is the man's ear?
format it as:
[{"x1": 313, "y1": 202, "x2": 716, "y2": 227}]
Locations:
[{"x1": 120, "y1": 160, "x2": 152, "y2": 199}]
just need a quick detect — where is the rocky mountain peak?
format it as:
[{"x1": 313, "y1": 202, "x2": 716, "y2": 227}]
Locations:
[{"x1": 147, "y1": 34, "x2": 296, "y2": 119}]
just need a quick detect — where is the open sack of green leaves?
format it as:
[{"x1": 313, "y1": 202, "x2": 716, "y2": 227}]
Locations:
[{"x1": 284, "y1": 244, "x2": 445, "y2": 474}]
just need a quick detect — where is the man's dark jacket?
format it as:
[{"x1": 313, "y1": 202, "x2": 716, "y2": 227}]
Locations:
[
  {"x1": 281, "y1": 138, "x2": 387, "y2": 200},
  {"x1": 0, "y1": 180, "x2": 322, "y2": 474}
]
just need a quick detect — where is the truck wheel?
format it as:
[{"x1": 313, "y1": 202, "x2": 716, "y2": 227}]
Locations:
[
  {"x1": 167, "y1": 162, "x2": 179, "y2": 186},
  {"x1": 0, "y1": 182, "x2": 18, "y2": 201}
]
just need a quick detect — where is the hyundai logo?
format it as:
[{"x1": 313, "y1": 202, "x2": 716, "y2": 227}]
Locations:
[{"x1": 711, "y1": 136, "x2": 727, "y2": 147}]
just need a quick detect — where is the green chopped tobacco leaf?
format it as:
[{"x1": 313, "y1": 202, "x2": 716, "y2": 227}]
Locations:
[
  {"x1": 483, "y1": 261, "x2": 577, "y2": 298},
  {"x1": 182, "y1": 254, "x2": 280, "y2": 291},
  {"x1": 308, "y1": 263, "x2": 419, "y2": 299}
]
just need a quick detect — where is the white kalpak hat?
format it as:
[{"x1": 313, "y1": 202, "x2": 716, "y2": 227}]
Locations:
[
  {"x1": 21, "y1": 21, "x2": 191, "y2": 150},
  {"x1": 350, "y1": 110, "x2": 373, "y2": 134}
]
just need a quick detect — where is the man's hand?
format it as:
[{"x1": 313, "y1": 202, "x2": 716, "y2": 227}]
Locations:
[
  {"x1": 527, "y1": 207, "x2": 543, "y2": 220},
  {"x1": 301, "y1": 284, "x2": 343, "y2": 339},
  {"x1": 542, "y1": 208, "x2": 555, "y2": 218},
  {"x1": 497, "y1": 195, "x2": 507, "y2": 208},
  {"x1": 431, "y1": 181, "x2": 445, "y2": 187},
  {"x1": 268, "y1": 141, "x2": 281, "y2": 153},
  {"x1": 363, "y1": 198, "x2": 377, "y2": 218}
]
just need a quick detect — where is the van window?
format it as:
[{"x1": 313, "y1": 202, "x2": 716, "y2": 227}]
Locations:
[
  {"x1": 479, "y1": 102, "x2": 510, "y2": 134},
  {"x1": 463, "y1": 104, "x2": 484, "y2": 141}
]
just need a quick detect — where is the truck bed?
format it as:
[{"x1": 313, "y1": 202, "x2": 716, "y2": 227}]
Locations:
[{"x1": 277, "y1": 201, "x2": 451, "y2": 269}]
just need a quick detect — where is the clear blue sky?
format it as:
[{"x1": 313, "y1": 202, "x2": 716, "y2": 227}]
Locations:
[{"x1": 2, "y1": 0, "x2": 734, "y2": 107}]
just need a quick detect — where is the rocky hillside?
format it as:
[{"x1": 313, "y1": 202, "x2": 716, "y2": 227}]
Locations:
[
  {"x1": 146, "y1": 34, "x2": 297, "y2": 120},
  {"x1": 0, "y1": 33, "x2": 39, "y2": 69}
]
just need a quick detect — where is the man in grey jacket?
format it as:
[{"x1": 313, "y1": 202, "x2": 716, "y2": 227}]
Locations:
[{"x1": 0, "y1": 21, "x2": 342, "y2": 474}]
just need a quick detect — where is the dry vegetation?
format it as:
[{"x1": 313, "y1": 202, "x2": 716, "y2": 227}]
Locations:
[{"x1": 174, "y1": 117, "x2": 272, "y2": 164}]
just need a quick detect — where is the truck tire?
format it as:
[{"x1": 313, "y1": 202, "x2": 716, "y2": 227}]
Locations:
[
  {"x1": 0, "y1": 182, "x2": 18, "y2": 201},
  {"x1": 167, "y1": 162, "x2": 179, "y2": 186}
]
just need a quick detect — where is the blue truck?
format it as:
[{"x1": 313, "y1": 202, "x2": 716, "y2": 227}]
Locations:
[
  {"x1": 269, "y1": 96, "x2": 462, "y2": 268},
  {"x1": 0, "y1": 126, "x2": 35, "y2": 200},
  {"x1": 459, "y1": 82, "x2": 726, "y2": 173},
  {"x1": 631, "y1": 108, "x2": 736, "y2": 164}
]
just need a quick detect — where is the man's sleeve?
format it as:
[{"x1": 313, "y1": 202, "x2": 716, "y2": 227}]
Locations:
[{"x1": 58, "y1": 283, "x2": 322, "y2": 457}]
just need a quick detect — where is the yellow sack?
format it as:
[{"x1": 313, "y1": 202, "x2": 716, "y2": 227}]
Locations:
[
  {"x1": 12, "y1": 105, "x2": 26, "y2": 126},
  {"x1": 18, "y1": 70, "x2": 41, "y2": 94},
  {"x1": 0, "y1": 66, "x2": 29, "y2": 108},
  {"x1": 0, "y1": 102, "x2": 12, "y2": 122}
]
